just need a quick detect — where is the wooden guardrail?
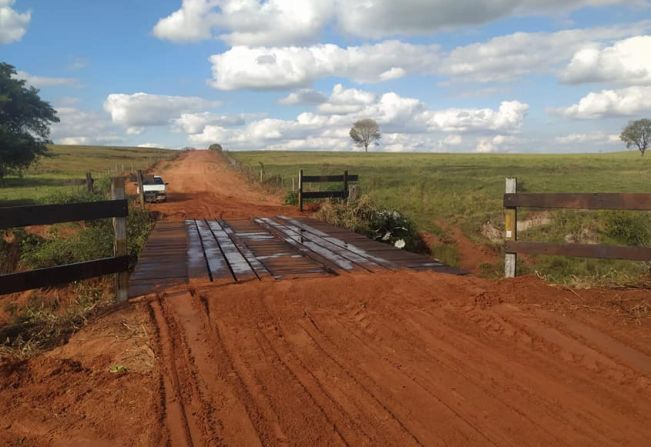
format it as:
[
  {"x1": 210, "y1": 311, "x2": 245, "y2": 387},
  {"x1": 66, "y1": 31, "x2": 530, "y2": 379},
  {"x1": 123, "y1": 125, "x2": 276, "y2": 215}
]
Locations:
[
  {"x1": 0, "y1": 178, "x2": 129, "y2": 299},
  {"x1": 298, "y1": 170, "x2": 358, "y2": 211},
  {"x1": 503, "y1": 177, "x2": 651, "y2": 278}
]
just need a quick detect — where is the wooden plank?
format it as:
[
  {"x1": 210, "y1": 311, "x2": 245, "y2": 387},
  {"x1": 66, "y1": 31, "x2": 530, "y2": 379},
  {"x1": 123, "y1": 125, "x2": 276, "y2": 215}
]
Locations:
[
  {"x1": 186, "y1": 220, "x2": 209, "y2": 280},
  {"x1": 195, "y1": 220, "x2": 235, "y2": 285},
  {"x1": 285, "y1": 217, "x2": 399, "y2": 269},
  {"x1": 301, "y1": 191, "x2": 347, "y2": 199},
  {"x1": 503, "y1": 193, "x2": 651, "y2": 211},
  {"x1": 0, "y1": 256, "x2": 129, "y2": 295},
  {"x1": 0, "y1": 199, "x2": 128, "y2": 229},
  {"x1": 277, "y1": 217, "x2": 386, "y2": 272},
  {"x1": 302, "y1": 175, "x2": 359, "y2": 182},
  {"x1": 257, "y1": 218, "x2": 361, "y2": 272},
  {"x1": 206, "y1": 221, "x2": 258, "y2": 282},
  {"x1": 505, "y1": 241, "x2": 651, "y2": 261},
  {"x1": 221, "y1": 220, "x2": 272, "y2": 279}
]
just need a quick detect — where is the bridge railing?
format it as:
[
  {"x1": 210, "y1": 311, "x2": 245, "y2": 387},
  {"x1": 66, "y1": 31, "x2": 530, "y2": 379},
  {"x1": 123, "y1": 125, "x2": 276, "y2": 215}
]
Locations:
[
  {"x1": 298, "y1": 170, "x2": 359, "y2": 211},
  {"x1": 503, "y1": 177, "x2": 651, "y2": 278},
  {"x1": 0, "y1": 177, "x2": 129, "y2": 300}
]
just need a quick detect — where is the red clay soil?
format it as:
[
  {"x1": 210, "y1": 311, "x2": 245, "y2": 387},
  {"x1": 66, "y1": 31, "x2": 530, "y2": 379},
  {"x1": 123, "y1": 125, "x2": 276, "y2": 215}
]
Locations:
[{"x1": 1, "y1": 150, "x2": 650, "y2": 446}]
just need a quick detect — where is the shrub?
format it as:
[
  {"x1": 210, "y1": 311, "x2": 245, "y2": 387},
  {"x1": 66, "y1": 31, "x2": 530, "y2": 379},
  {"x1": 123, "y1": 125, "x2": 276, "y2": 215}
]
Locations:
[
  {"x1": 315, "y1": 195, "x2": 426, "y2": 252},
  {"x1": 284, "y1": 190, "x2": 298, "y2": 205},
  {"x1": 604, "y1": 211, "x2": 651, "y2": 246}
]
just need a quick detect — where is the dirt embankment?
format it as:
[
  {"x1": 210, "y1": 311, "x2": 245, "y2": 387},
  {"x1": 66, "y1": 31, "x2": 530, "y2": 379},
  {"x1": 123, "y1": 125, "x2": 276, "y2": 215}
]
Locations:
[{"x1": 1, "y1": 150, "x2": 650, "y2": 446}]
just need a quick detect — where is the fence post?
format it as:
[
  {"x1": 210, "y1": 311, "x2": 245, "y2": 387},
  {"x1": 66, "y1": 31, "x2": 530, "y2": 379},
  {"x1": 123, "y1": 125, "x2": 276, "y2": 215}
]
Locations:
[
  {"x1": 85, "y1": 172, "x2": 94, "y2": 192},
  {"x1": 504, "y1": 177, "x2": 517, "y2": 278},
  {"x1": 298, "y1": 169, "x2": 304, "y2": 211},
  {"x1": 112, "y1": 177, "x2": 128, "y2": 301},
  {"x1": 137, "y1": 170, "x2": 145, "y2": 209},
  {"x1": 292, "y1": 176, "x2": 295, "y2": 192},
  {"x1": 343, "y1": 170, "x2": 349, "y2": 199}
]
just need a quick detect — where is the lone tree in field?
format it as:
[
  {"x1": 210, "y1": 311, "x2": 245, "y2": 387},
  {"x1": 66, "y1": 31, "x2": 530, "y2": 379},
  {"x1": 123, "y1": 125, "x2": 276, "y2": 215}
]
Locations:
[
  {"x1": 209, "y1": 143, "x2": 223, "y2": 152},
  {"x1": 620, "y1": 118, "x2": 650, "y2": 156},
  {"x1": 0, "y1": 62, "x2": 59, "y2": 179},
  {"x1": 350, "y1": 119, "x2": 381, "y2": 152}
]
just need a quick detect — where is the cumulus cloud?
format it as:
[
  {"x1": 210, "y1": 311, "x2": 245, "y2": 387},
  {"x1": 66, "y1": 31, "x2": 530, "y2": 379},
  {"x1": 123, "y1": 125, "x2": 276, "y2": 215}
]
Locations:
[
  {"x1": 185, "y1": 84, "x2": 528, "y2": 152},
  {"x1": 103, "y1": 93, "x2": 218, "y2": 132},
  {"x1": 154, "y1": 0, "x2": 641, "y2": 44},
  {"x1": 154, "y1": 0, "x2": 333, "y2": 45},
  {"x1": 208, "y1": 23, "x2": 650, "y2": 90},
  {"x1": 173, "y1": 112, "x2": 246, "y2": 134},
  {"x1": 278, "y1": 89, "x2": 327, "y2": 105},
  {"x1": 560, "y1": 35, "x2": 651, "y2": 84},
  {"x1": 475, "y1": 135, "x2": 517, "y2": 153},
  {"x1": 14, "y1": 71, "x2": 78, "y2": 88},
  {"x1": 209, "y1": 41, "x2": 440, "y2": 90},
  {"x1": 51, "y1": 107, "x2": 124, "y2": 146},
  {"x1": 558, "y1": 85, "x2": 651, "y2": 118},
  {"x1": 0, "y1": 0, "x2": 30, "y2": 44}
]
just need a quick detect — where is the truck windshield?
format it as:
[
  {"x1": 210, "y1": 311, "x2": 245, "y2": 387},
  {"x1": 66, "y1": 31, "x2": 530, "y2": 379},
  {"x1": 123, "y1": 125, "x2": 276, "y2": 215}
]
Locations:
[{"x1": 154, "y1": 177, "x2": 164, "y2": 185}]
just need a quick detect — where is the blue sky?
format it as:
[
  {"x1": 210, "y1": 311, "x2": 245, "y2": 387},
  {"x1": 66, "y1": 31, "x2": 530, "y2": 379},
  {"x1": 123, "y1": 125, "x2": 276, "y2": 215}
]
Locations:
[{"x1": 1, "y1": 0, "x2": 650, "y2": 153}]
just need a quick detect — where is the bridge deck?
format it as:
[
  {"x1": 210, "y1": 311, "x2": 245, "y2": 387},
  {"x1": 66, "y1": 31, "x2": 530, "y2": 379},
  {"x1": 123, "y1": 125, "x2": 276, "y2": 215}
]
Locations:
[{"x1": 129, "y1": 216, "x2": 462, "y2": 297}]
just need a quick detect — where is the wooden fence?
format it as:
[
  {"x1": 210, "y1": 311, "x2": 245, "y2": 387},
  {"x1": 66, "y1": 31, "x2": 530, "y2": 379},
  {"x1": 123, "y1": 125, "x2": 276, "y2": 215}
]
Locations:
[
  {"x1": 503, "y1": 177, "x2": 651, "y2": 278},
  {"x1": 298, "y1": 170, "x2": 359, "y2": 211},
  {"x1": 0, "y1": 178, "x2": 129, "y2": 300}
]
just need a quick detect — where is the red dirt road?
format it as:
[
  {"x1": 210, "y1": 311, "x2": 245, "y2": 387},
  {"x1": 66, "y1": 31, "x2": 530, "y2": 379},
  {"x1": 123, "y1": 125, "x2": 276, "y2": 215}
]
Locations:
[{"x1": 1, "y1": 150, "x2": 650, "y2": 446}]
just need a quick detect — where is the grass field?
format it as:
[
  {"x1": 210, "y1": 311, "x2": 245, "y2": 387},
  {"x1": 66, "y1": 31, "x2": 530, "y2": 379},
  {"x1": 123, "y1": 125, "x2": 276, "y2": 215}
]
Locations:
[
  {"x1": 230, "y1": 150, "x2": 651, "y2": 285},
  {"x1": 0, "y1": 145, "x2": 176, "y2": 205}
]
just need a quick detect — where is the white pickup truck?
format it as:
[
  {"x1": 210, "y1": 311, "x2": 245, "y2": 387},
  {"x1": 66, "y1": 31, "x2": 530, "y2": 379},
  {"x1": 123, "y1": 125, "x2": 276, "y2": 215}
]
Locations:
[{"x1": 137, "y1": 175, "x2": 168, "y2": 202}]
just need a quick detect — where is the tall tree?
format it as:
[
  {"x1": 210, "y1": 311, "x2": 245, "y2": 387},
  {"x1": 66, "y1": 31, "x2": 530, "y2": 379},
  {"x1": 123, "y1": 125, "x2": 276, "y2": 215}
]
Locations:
[
  {"x1": 350, "y1": 119, "x2": 381, "y2": 152},
  {"x1": 0, "y1": 62, "x2": 59, "y2": 179},
  {"x1": 620, "y1": 118, "x2": 650, "y2": 157}
]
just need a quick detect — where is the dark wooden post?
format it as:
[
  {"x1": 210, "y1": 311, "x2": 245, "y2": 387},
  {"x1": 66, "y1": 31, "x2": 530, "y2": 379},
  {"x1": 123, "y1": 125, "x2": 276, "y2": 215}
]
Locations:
[
  {"x1": 137, "y1": 170, "x2": 145, "y2": 209},
  {"x1": 343, "y1": 170, "x2": 349, "y2": 199},
  {"x1": 85, "y1": 172, "x2": 94, "y2": 192},
  {"x1": 112, "y1": 177, "x2": 128, "y2": 301},
  {"x1": 504, "y1": 177, "x2": 517, "y2": 278},
  {"x1": 298, "y1": 169, "x2": 304, "y2": 211}
]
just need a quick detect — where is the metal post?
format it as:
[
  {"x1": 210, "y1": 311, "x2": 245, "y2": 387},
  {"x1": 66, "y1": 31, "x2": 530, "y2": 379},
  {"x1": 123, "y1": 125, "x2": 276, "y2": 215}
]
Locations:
[
  {"x1": 112, "y1": 177, "x2": 128, "y2": 301},
  {"x1": 298, "y1": 169, "x2": 304, "y2": 211},
  {"x1": 504, "y1": 177, "x2": 517, "y2": 278},
  {"x1": 137, "y1": 170, "x2": 145, "y2": 209}
]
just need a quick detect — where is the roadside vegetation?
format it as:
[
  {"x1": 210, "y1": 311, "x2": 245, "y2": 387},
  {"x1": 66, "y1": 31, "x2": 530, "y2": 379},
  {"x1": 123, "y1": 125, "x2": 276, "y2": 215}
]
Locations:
[{"x1": 230, "y1": 150, "x2": 651, "y2": 286}]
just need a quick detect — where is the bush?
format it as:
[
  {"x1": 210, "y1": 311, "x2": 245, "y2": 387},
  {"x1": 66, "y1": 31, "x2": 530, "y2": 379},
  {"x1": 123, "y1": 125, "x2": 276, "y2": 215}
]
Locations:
[
  {"x1": 315, "y1": 195, "x2": 426, "y2": 252},
  {"x1": 604, "y1": 211, "x2": 651, "y2": 246},
  {"x1": 209, "y1": 143, "x2": 223, "y2": 152},
  {"x1": 284, "y1": 190, "x2": 298, "y2": 205}
]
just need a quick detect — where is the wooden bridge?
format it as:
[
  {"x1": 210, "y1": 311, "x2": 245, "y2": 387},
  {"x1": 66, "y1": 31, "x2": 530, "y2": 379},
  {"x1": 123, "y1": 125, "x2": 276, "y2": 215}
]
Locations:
[{"x1": 129, "y1": 216, "x2": 461, "y2": 297}]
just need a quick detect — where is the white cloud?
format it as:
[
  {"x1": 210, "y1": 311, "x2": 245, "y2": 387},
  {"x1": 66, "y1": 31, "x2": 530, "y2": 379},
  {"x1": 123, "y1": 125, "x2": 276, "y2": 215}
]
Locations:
[
  {"x1": 555, "y1": 132, "x2": 620, "y2": 144},
  {"x1": 475, "y1": 135, "x2": 517, "y2": 153},
  {"x1": 0, "y1": 0, "x2": 30, "y2": 44},
  {"x1": 208, "y1": 23, "x2": 650, "y2": 90},
  {"x1": 173, "y1": 112, "x2": 246, "y2": 134},
  {"x1": 137, "y1": 143, "x2": 164, "y2": 148},
  {"x1": 209, "y1": 41, "x2": 440, "y2": 90},
  {"x1": 441, "y1": 23, "x2": 650, "y2": 83},
  {"x1": 278, "y1": 89, "x2": 327, "y2": 105},
  {"x1": 51, "y1": 107, "x2": 124, "y2": 146},
  {"x1": 14, "y1": 71, "x2": 78, "y2": 88},
  {"x1": 560, "y1": 35, "x2": 651, "y2": 84},
  {"x1": 316, "y1": 84, "x2": 377, "y2": 115},
  {"x1": 154, "y1": 0, "x2": 642, "y2": 44},
  {"x1": 154, "y1": 0, "x2": 333, "y2": 46},
  {"x1": 186, "y1": 84, "x2": 528, "y2": 152},
  {"x1": 558, "y1": 85, "x2": 651, "y2": 118},
  {"x1": 103, "y1": 93, "x2": 218, "y2": 131}
]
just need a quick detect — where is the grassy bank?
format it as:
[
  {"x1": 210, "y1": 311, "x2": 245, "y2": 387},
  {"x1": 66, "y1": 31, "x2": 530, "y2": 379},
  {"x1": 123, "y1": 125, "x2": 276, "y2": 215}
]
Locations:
[
  {"x1": 0, "y1": 145, "x2": 176, "y2": 206},
  {"x1": 230, "y1": 150, "x2": 651, "y2": 286}
]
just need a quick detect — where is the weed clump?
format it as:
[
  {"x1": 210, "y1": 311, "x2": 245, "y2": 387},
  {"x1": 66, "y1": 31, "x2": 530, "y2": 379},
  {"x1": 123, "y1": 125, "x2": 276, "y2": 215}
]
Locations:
[{"x1": 315, "y1": 195, "x2": 426, "y2": 252}]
